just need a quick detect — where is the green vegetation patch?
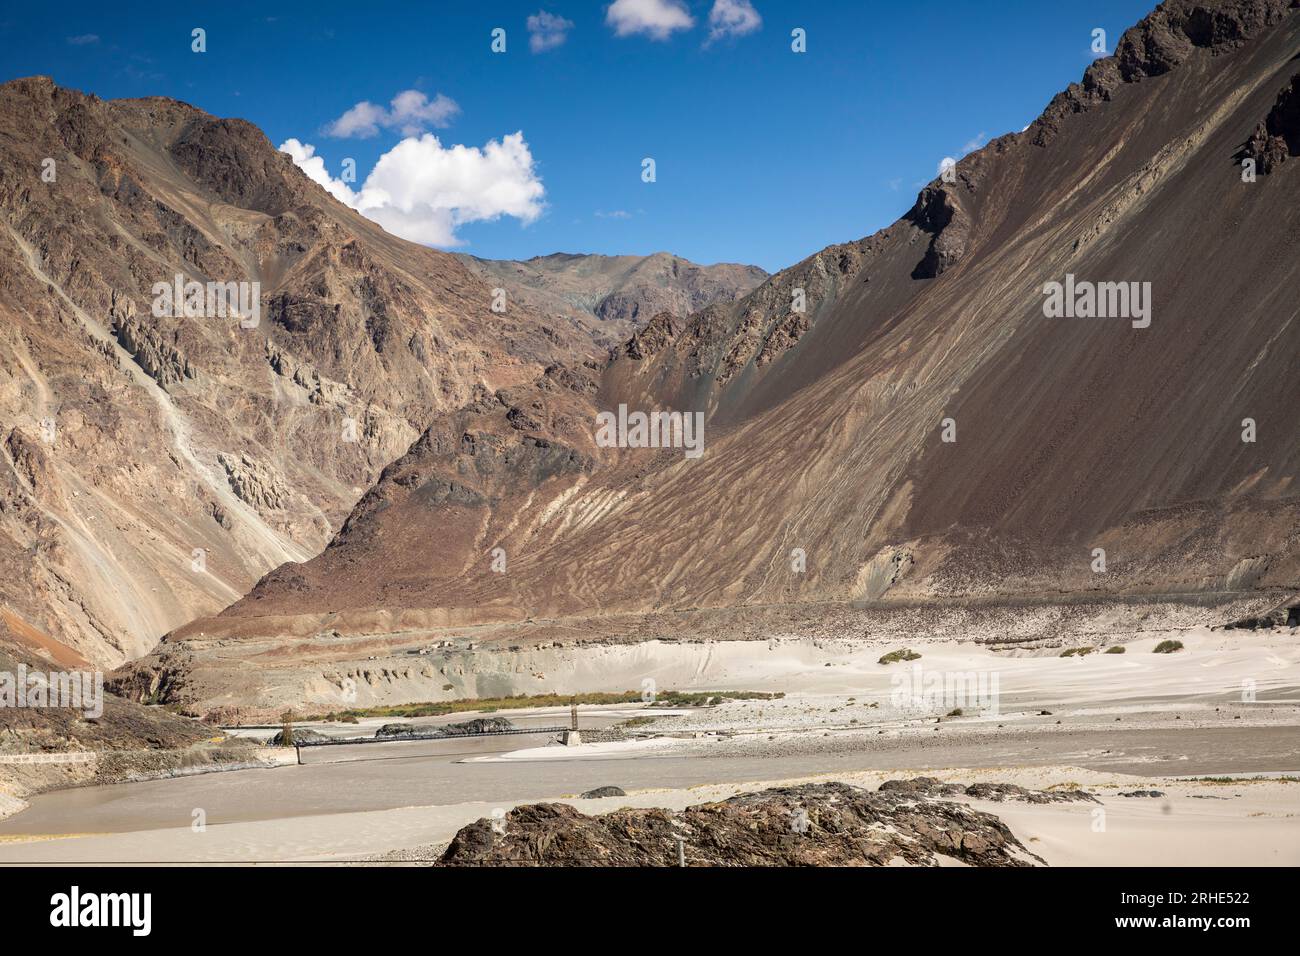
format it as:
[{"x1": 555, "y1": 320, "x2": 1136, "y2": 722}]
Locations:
[
  {"x1": 878, "y1": 649, "x2": 922, "y2": 665},
  {"x1": 303, "y1": 688, "x2": 783, "y2": 722}
]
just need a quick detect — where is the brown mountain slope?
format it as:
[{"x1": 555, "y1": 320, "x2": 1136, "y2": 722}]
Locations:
[
  {"x1": 0, "y1": 77, "x2": 601, "y2": 667},
  {"x1": 456, "y1": 251, "x2": 768, "y2": 346},
  {"x1": 119, "y1": 0, "x2": 1300, "y2": 716}
]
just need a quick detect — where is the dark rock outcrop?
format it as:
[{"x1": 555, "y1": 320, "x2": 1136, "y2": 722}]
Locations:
[
  {"x1": 907, "y1": 185, "x2": 968, "y2": 279},
  {"x1": 963, "y1": 782, "x2": 1100, "y2": 804},
  {"x1": 880, "y1": 776, "x2": 1100, "y2": 804},
  {"x1": 1036, "y1": 0, "x2": 1296, "y2": 143},
  {"x1": 1244, "y1": 72, "x2": 1300, "y2": 173},
  {"x1": 579, "y1": 786, "x2": 627, "y2": 799},
  {"x1": 878, "y1": 776, "x2": 965, "y2": 797},
  {"x1": 438, "y1": 781, "x2": 1042, "y2": 867}
]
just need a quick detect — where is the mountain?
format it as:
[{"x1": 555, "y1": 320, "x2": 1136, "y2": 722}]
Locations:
[
  {"x1": 117, "y1": 0, "x2": 1300, "y2": 718},
  {"x1": 0, "y1": 76, "x2": 605, "y2": 669},
  {"x1": 456, "y1": 252, "x2": 768, "y2": 346}
]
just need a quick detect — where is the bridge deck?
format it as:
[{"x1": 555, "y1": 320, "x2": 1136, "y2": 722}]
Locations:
[{"x1": 295, "y1": 727, "x2": 570, "y2": 747}]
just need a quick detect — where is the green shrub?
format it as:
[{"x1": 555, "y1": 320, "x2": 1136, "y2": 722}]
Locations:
[
  {"x1": 878, "y1": 649, "x2": 922, "y2": 665},
  {"x1": 1153, "y1": 640, "x2": 1184, "y2": 654},
  {"x1": 1104, "y1": 645, "x2": 1126, "y2": 654},
  {"x1": 301, "y1": 688, "x2": 782, "y2": 722}
]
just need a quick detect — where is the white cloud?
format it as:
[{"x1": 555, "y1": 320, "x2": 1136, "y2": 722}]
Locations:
[
  {"x1": 278, "y1": 139, "x2": 358, "y2": 206},
  {"x1": 324, "y1": 89, "x2": 460, "y2": 139},
  {"x1": 66, "y1": 34, "x2": 100, "y2": 45},
  {"x1": 280, "y1": 133, "x2": 545, "y2": 248},
  {"x1": 606, "y1": 0, "x2": 694, "y2": 40},
  {"x1": 528, "y1": 11, "x2": 574, "y2": 52},
  {"x1": 706, "y1": 0, "x2": 761, "y2": 44},
  {"x1": 934, "y1": 132, "x2": 988, "y2": 180}
]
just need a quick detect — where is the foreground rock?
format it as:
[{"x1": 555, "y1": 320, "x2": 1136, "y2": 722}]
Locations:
[
  {"x1": 438, "y1": 781, "x2": 1043, "y2": 867},
  {"x1": 962, "y1": 782, "x2": 1099, "y2": 804},
  {"x1": 878, "y1": 776, "x2": 1099, "y2": 803}
]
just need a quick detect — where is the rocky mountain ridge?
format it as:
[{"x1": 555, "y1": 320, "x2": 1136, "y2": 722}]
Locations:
[{"x1": 456, "y1": 251, "x2": 768, "y2": 347}]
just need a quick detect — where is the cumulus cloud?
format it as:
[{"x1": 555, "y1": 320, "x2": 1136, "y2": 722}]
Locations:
[
  {"x1": 278, "y1": 139, "x2": 358, "y2": 206},
  {"x1": 279, "y1": 133, "x2": 545, "y2": 248},
  {"x1": 527, "y1": 11, "x2": 574, "y2": 52},
  {"x1": 606, "y1": 0, "x2": 694, "y2": 40},
  {"x1": 706, "y1": 0, "x2": 761, "y2": 44},
  {"x1": 324, "y1": 89, "x2": 460, "y2": 139}
]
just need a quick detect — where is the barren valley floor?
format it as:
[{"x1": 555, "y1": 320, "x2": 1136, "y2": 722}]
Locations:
[{"x1": 1, "y1": 628, "x2": 1297, "y2": 865}]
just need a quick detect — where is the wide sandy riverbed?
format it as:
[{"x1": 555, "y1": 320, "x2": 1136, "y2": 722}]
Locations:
[{"x1": 1, "y1": 628, "x2": 1296, "y2": 864}]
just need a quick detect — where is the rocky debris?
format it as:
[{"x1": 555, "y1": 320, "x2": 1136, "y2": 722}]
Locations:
[
  {"x1": 264, "y1": 340, "x2": 349, "y2": 406},
  {"x1": 374, "y1": 717, "x2": 515, "y2": 738},
  {"x1": 964, "y1": 782, "x2": 1100, "y2": 804},
  {"x1": 1224, "y1": 602, "x2": 1299, "y2": 629},
  {"x1": 878, "y1": 776, "x2": 965, "y2": 797},
  {"x1": 754, "y1": 310, "x2": 811, "y2": 367},
  {"x1": 880, "y1": 777, "x2": 1100, "y2": 804},
  {"x1": 438, "y1": 781, "x2": 1042, "y2": 867},
  {"x1": 1117, "y1": 789, "x2": 1167, "y2": 798},
  {"x1": 3, "y1": 428, "x2": 64, "y2": 501},
  {"x1": 539, "y1": 363, "x2": 599, "y2": 395},
  {"x1": 1244, "y1": 72, "x2": 1300, "y2": 173},
  {"x1": 579, "y1": 786, "x2": 627, "y2": 799},
  {"x1": 505, "y1": 405, "x2": 543, "y2": 432},
  {"x1": 111, "y1": 313, "x2": 196, "y2": 387},
  {"x1": 217, "y1": 452, "x2": 293, "y2": 511},
  {"x1": 622, "y1": 311, "x2": 679, "y2": 360}
]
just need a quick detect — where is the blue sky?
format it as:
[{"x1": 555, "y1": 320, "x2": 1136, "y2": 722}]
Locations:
[{"x1": 2, "y1": 0, "x2": 1156, "y2": 272}]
